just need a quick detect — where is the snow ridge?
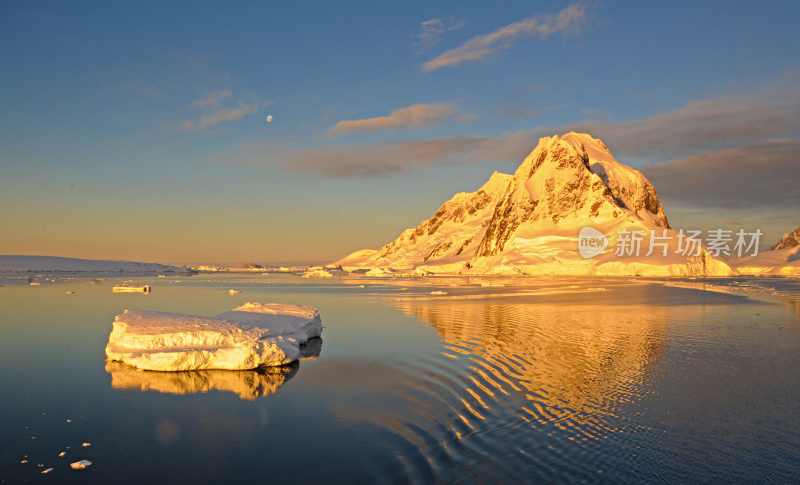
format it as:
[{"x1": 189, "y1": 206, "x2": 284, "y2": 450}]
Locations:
[{"x1": 772, "y1": 226, "x2": 800, "y2": 251}]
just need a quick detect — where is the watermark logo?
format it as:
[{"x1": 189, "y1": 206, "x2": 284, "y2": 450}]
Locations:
[
  {"x1": 578, "y1": 226, "x2": 762, "y2": 259},
  {"x1": 578, "y1": 226, "x2": 609, "y2": 259}
]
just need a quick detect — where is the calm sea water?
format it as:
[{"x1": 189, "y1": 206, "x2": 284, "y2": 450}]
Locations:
[{"x1": 1, "y1": 274, "x2": 799, "y2": 484}]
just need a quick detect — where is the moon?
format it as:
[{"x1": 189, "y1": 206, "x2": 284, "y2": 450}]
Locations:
[{"x1": 266, "y1": 114, "x2": 273, "y2": 124}]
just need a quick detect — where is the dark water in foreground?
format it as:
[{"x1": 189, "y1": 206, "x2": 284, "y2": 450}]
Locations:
[{"x1": 1, "y1": 275, "x2": 799, "y2": 484}]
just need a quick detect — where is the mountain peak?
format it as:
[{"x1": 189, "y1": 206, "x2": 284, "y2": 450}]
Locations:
[
  {"x1": 510, "y1": 132, "x2": 668, "y2": 226},
  {"x1": 561, "y1": 132, "x2": 615, "y2": 160},
  {"x1": 479, "y1": 170, "x2": 513, "y2": 195},
  {"x1": 334, "y1": 132, "x2": 698, "y2": 275},
  {"x1": 475, "y1": 132, "x2": 663, "y2": 258},
  {"x1": 772, "y1": 226, "x2": 800, "y2": 250}
]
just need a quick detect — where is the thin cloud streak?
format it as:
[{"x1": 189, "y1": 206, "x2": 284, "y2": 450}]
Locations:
[
  {"x1": 643, "y1": 141, "x2": 800, "y2": 209},
  {"x1": 329, "y1": 103, "x2": 458, "y2": 136},
  {"x1": 571, "y1": 83, "x2": 800, "y2": 160},
  {"x1": 286, "y1": 132, "x2": 535, "y2": 177},
  {"x1": 282, "y1": 74, "x2": 800, "y2": 214},
  {"x1": 416, "y1": 17, "x2": 464, "y2": 52},
  {"x1": 182, "y1": 104, "x2": 258, "y2": 131},
  {"x1": 423, "y1": 4, "x2": 586, "y2": 71}
]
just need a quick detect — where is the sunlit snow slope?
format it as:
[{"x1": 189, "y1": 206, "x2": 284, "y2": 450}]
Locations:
[{"x1": 335, "y1": 132, "x2": 734, "y2": 276}]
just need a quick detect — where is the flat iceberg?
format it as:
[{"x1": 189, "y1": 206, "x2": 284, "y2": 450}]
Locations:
[
  {"x1": 302, "y1": 267, "x2": 333, "y2": 279},
  {"x1": 105, "y1": 302, "x2": 322, "y2": 371}
]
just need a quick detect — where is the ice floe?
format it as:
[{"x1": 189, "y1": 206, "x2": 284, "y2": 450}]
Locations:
[
  {"x1": 302, "y1": 267, "x2": 333, "y2": 279},
  {"x1": 70, "y1": 460, "x2": 92, "y2": 470},
  {"x1": 112, "y1": 285, "x2": 151, "y2": 294},
  {"x1": 105, "y1": 302, "x2": 323, "y2": 371}
]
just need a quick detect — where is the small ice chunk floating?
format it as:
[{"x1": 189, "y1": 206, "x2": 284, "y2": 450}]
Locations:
[
  {"x1": 112, "y1": 285, "x2": 151, "y2": 294},
  {"x1": 105, "y1": 303, "x2": 322, "y2": 371},
  {"x1": 70, "y1": 460, "x2": 92, "y2": 470}
]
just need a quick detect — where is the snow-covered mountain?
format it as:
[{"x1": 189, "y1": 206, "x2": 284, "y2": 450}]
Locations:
[
  {"x1": 734, "y1": 226, "x2": 800, "y2": 276},
  {"x1": 335, "y1": 132, "x2": 732, "y2": 276},
  {"x1": 772, "y1": 226, "x2": 800, "y2": 250}
]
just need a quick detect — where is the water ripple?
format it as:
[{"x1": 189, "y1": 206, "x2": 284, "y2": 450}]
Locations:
[{"x1": 326, "y1": 296, "x2": 676, "y2": 483}]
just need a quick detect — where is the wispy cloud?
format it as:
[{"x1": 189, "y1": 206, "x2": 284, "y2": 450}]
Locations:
[
  {"x1": 570, "y1": 80, "x2": 800, "y2": 160},
  {"x1": 416, "y1": 17, "x2": 464, "y2": 52},
  {"x1": 191, "y1": 89, "x2": 232, "y2": 108},
  {"x1": 557, "y1": 75, "x2": 800, "y2": 213},
  {"x1": 329, "y1": 103, "x2": 459, "y2": 136},
  {"x1": 423, "y1": 4, "x2": 586, "y2": 72},
  {"x1": 643, "y1": 141, "x2": 800, "y2": 209},
  {"x1": 182, "y1": 103, "x2": 258, "y2": 131},
  {"x1": 286, "y1": 131, "x2": 534, "y2": 177},
  {"x1": 182, "y1": 88, "x2": 263, "y2": 131}
]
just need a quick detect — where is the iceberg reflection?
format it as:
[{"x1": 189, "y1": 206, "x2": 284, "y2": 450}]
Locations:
[{"x1": 106, "y1": 337, "x2": 323, "y2": 400}]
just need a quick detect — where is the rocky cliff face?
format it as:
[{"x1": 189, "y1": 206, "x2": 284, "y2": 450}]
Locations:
[
  {"x1": 371, "y1": 171, "x2": 512, "y2": 267},
  {"x1": 475, "y1": 133, "x2": 669, "y2": 258},
  {"x1": 335, "y1": 132, "x2": 729, "y2": 276}
]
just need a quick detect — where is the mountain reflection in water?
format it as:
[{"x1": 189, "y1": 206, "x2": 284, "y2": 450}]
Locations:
[
  {"x1": 390, "y1": 297, "x2": 667, "y2": 437},
  {"x1": 295, "y1": 292, "x2": 681, "y2": 483}
]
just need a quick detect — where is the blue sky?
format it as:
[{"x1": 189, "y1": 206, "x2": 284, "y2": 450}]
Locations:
[{"x1": 1, "y1": 1, "x2": 799, "y2": 263}]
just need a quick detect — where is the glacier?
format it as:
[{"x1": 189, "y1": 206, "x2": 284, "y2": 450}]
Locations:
[
  {"x1": 334, "y1": 132, "x2": 736, "y2": 277},
  {"x1": 727, "y1": 225, "x2": 800, "y2": 276},
  {"x1": 733, "y1": 246, "x2": 800, "y2": 276},
  {"x1": 105, "y1": 302, "x2": 323, "y2": 371}
]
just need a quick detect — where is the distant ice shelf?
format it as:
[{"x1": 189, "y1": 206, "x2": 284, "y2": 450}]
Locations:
[{"x1": 0, "y1": 255, "x2": 187, "y2": 274}]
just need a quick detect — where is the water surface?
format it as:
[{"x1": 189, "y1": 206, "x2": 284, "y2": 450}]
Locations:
[{"x1": 1, "y1": 275, "x2": 798, "y2": 483}]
